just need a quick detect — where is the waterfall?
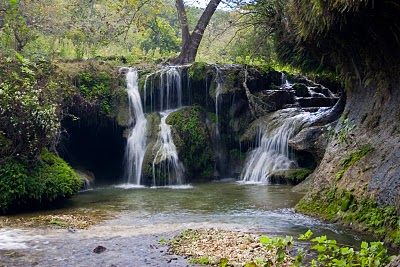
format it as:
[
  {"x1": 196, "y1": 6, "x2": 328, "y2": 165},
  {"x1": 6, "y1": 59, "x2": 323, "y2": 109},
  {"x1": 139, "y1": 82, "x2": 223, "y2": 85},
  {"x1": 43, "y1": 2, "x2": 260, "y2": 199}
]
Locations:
[
  {"x1": 152, "y1": 110, "x2": 185, "y2": 186},
  {"x1": 241, "y1": 111, "x2": 310, "y2": 184},
  {"x1": 123, "y1": 68, "x2": 147, "y2": 185},
  {"x1": 152, "y1": 67, "x2": 184, "y2": 185},
  {"x1": 143, "y1": 67, "x2": 182, "y2": 112},
  {"x1": 214, "y1": 66, "x2": 223, "y2": 175},
  {"x1": 281, "y1": 73, "x2": 291, "y2": 88}
]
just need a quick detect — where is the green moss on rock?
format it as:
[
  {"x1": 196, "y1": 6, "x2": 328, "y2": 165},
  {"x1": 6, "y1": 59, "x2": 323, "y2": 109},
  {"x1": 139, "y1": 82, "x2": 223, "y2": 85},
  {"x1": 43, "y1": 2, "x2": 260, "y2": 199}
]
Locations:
[
  {"x1": 0, "y1": 150, "x2": 82, "y2": 213},
  {"x1": 166, "y1": 106, "x2": 215, "y2": 179},
  {"x1": 335, "y1": 144, "x2": 373, "y2": 180},
  {"x1": 189, "y1": 62, "x2": 209, "y2": 81},
  {"x1": 270, "y1": 169, "x2": 313, "y2": 185},
  {"x1": 296, "y1": 187, "x2": 400, "y2": 247}
]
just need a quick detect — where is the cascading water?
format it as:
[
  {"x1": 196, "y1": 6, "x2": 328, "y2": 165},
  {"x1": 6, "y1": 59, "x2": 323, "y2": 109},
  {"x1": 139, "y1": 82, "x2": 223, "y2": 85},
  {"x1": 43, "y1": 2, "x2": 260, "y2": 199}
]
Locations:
[
  {"x1": 241, "y1": 110, "x2": 310, "y2": 183},
  {"x1": 123, "y1": 68, "x2": 147, "y2": 185},
  {"x1": 213, "y1": 66, "x2": 224, "y2": 175},
  {"x1": 152, "y1": 110, "x2": 185, "y2": 186},
  {"x1": 143, "y1": 67, "x2": 185, "y2": 186}
]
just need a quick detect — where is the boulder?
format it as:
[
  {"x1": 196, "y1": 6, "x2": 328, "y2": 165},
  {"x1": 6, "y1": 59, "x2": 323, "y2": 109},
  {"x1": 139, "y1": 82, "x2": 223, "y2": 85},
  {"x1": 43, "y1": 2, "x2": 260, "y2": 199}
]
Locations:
[{"x1": 289, "y1": 124, "x2": 332, "y2": 163}]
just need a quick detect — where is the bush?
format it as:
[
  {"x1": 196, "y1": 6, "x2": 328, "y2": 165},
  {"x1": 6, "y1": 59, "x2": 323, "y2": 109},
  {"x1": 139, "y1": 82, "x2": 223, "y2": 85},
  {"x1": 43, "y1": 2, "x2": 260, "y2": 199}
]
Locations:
[{"x1": 0, "y1": 150, "x2": 82, "y2": 213}]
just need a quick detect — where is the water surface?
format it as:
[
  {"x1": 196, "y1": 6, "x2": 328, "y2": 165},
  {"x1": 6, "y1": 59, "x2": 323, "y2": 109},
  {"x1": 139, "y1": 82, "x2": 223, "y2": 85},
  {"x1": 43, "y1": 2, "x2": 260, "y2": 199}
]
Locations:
[{"x1": 0, "y1": 182, "x2": 373, "y2": 266}]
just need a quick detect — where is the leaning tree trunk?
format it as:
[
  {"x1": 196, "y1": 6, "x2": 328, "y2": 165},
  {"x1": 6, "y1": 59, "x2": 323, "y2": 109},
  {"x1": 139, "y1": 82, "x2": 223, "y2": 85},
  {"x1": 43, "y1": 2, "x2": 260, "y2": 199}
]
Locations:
[{"x1": 173, "y1": 0, "x2": 222, "y2": 65}]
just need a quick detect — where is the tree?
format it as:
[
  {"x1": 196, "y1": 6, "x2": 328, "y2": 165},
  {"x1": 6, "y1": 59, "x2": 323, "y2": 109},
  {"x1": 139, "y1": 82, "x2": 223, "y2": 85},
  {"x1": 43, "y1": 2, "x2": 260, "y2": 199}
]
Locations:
[{"x1": 173, "y1": 0, "x2": 222, "y2": 64}]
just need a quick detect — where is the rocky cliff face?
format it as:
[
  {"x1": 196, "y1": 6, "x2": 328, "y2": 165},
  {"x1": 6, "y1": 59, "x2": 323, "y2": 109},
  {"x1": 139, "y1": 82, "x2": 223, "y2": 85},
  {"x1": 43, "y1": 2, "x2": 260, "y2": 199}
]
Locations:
[{"x1": 294, "y1": 78, "x2": 400, "y2": 246}]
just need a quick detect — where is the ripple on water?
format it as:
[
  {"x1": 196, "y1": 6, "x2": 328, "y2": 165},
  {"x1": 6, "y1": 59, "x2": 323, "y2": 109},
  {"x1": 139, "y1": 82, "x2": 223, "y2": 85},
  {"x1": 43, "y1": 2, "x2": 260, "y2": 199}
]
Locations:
[{"x1": 0, "y1": 229, "x2": 43, "y2": 250}]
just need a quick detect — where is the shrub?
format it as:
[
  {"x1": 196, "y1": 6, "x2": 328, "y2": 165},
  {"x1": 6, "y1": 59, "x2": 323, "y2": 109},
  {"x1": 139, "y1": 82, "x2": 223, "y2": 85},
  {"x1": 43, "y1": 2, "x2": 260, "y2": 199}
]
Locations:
[{"x1": 0, "y1": 150, "x2": 82, "y2": 213}]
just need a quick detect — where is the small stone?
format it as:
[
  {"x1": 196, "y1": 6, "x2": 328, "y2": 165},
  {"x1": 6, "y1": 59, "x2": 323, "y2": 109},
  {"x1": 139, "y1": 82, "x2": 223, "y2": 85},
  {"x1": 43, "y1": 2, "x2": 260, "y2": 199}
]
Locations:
[{"x1": 93, "y1": 245, "x2": 107, "y2": 254}]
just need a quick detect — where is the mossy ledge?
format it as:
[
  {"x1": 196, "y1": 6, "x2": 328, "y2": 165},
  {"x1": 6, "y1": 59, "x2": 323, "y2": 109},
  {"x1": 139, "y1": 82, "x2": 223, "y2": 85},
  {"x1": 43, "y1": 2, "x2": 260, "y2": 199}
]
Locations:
[{"x1": 295, "y1": 187, "x2": 400, "y2": 247}]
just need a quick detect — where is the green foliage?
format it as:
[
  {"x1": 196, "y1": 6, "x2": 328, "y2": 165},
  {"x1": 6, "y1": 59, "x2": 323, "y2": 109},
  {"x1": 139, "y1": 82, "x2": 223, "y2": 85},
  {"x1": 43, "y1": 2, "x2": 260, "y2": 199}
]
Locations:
[
  {"x1": 188, "y1": 257, "x2": 211, "y2": 265},
  {"x1": 328, "y1": 117, "x2": 356, "y2": 145},
  {"x1": 259, "y1": 235, "x2": 294, "y2": 266},
  {"x1": 0, "y1": 55, "x2": 62, "y2": 158},
  {"x1": 140, "y1": 17, "x2": 180, "y2": 55},
  {"x1": 0, "y1": 150, "x2": 82, "y2": 213},
  {"x1": 255, "y1": 230, "x2": 395, "y2": 267},
  {"x1": 340, "y1": 145, "x2": 373, "y2": 169},
  {"x1": 158, "y1": 238, "x2": 167, "y2": 244},
  {"x1": 299, "y1": 230, "x2": 395, "y2": 267},
  {"x1": 285, "y1": 169, "x2": 313, "y2": 183},
  {"x1": 76, "y1": 71, "x2": 113, "y2": 114}
]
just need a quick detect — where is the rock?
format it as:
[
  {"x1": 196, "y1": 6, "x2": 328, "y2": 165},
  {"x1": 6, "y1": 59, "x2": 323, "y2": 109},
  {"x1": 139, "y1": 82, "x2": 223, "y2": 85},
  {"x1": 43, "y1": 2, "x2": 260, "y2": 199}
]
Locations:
[
  {"x1": 93, "y1": 246, "x2": 107, "y2": 254},
  {"x1": 76, "y1": 170, "x2": 95, "y2": 190},
  {"x1": 269, "y1": 169, "x2": 314, "y2": 185},
  {"x1": 386, "y1": 255, "x2": 400, "y2": 267},
  {"x1": 288, "y1": 124, "x2": 332, "y2": 163},
  {"x1": 257, "y1": 90, "x2": 295, "y2": 111},
  {"x1": 292, "y1": 83, "x2": 310, "y2": 97},
  {"x1": 297, "y1": 97, "x2": 338, "y2": 108}
]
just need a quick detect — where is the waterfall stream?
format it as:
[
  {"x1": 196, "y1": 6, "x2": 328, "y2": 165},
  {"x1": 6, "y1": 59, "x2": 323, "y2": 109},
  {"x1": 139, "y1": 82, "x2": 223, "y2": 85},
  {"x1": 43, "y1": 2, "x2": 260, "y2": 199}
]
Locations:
[
  {"x1": 152, "y1": 110, "x2": 185, "y2": 186},
  {"x1": 241, "y1": 111, "x2": 310, "y2": 183},
  {"x1": 123, "y1": 68, "x2": 147, "y2": 185}
]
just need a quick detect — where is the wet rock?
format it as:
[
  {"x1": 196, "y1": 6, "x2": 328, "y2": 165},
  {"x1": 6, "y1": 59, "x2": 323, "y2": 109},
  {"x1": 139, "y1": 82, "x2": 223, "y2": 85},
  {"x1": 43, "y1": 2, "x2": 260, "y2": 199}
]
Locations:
[
  {"x1": 257, "y1": 90, "x2": 295, "y2": 111},
  {"x1": 292, "y1": 83, "x2": 310, "y2": 97},
  {"x1": 297, "y1": 97, "x2": 338, "y2": 108},
  {"x1": 93, "y1": 246, "x2": 107, "y2": 254},
  {"x1": 289, "y1": 124, "x2": 332, "y2": 163},
  {"x1": 269, "y1": 169, "x2": 314, "y2": 185}
]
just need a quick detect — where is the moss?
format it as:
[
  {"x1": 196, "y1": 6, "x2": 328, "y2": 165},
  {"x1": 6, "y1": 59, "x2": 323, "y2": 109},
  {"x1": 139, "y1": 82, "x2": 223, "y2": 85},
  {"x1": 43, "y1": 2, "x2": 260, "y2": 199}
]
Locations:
[
  {"x1": 296, "y1": 187, "x2": 400, "y2": 247},
  {"x1": 335, "y1": 144, "x2": 373, "y2": 180},
  {"x1": 270, "y1": 169, "x2": 313, "y2": 185},
  {"x1": 189, "y1": 62, "x2": 209, "y2": 81},
  {"x1": 0, "y1": 149, "x2": 82, "y2": 213},
  {"x1": 166, "y1": 106, "x2": 215, "y2": 179}
]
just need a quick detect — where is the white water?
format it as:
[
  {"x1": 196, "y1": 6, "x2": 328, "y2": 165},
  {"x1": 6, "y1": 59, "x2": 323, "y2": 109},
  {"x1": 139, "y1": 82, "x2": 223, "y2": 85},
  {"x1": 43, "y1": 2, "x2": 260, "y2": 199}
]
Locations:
[
  {"x1": 0, "y1": 229, "x2": 43, "y2": 250},
  {"x1": 241, "y1": 111, "x2": 310, "y2": 183},
  {"x1": 152, "y1": 110, "x2": 185, "y2": 186},
  {"x1": 123, "y1": 68, "x2": 147, "y2": 185},
  {"x1": 157, "y1": 67, "x2": 183, "y2": 111},
  {"x1": 281, "y1": 73, "x2": 291, "y2": 89}
]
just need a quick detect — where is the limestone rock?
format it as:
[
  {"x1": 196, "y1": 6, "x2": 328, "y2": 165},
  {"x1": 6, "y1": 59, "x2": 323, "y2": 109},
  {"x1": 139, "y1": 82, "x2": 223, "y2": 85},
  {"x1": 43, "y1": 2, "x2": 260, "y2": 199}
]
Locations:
[{"x1": 289, "y1": 124, "x2": 332, "y2": 163}]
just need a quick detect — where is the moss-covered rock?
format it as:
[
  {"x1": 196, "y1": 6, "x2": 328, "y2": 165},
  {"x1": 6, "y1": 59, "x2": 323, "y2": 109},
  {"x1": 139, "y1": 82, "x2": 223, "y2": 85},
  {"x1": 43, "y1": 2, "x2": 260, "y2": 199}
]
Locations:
[
  {"x1": 296, "y1": 187, "x2": 400, "y2": 247},
  {"x1": 0, "y1": 150, "x2": 82, "y2": 213},
  {"x1": 269, "y1": 169, "x2": 313, "y2": 185},
  {"x1": 166, "y1": 106, "x2": 215, "y2": 180}
]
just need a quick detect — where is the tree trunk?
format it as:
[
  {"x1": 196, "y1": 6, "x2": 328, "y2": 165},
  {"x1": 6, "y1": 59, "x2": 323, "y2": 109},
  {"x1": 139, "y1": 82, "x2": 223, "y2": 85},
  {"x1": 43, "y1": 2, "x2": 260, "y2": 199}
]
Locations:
[{"x1": 173, "y1": 0, "x2": 222, "y2": 65}]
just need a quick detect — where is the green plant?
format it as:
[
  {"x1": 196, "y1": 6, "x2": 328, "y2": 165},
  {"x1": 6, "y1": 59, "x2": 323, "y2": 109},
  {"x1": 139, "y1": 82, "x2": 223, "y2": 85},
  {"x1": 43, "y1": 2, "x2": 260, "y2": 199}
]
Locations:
[
  {"x1": 159, "y1": 238, "x2": 167, "y2": 244},
  {"x1": 76, "y1": 71, "x2": 113, "y2": 115},
  {"x1": 259, "y1": 235, "x2": 294, "y2": 266},
  {"x1": 0, "y1": 149, "x2": 82, "y2": 213},
  {"x1": 188, "y1": 256, "x2": 211, "y2": 265},
  {"x1": 328, "y1": 117, "x2": 355, "y2": 145},
  {"x1": 0, "y1": 55, "x2": 62, "y2": 158},
  {"x1": 299, "y1": 231, "x2": 395, "y2": 267}
]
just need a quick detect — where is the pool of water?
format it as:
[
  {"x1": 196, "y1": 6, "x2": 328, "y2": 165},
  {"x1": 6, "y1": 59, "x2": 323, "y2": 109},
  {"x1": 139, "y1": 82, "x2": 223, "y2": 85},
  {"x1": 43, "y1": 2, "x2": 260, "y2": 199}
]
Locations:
[{"x1": 0, "y1": 181, "x2": 373, "y2": 266}]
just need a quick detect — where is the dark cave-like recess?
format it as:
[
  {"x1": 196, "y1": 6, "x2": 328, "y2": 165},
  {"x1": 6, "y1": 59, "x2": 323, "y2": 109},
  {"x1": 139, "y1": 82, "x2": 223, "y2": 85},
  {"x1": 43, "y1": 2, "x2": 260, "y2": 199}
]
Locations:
[{"x1": 58, "y1": 115, "x2": 126, "y2": 185}]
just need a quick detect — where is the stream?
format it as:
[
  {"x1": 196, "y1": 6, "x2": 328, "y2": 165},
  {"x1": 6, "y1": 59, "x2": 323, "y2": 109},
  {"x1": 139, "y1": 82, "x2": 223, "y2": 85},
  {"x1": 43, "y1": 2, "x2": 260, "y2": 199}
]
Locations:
[{"x1": 0, "y1": 181, "x2": 372, "y2": 266}]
